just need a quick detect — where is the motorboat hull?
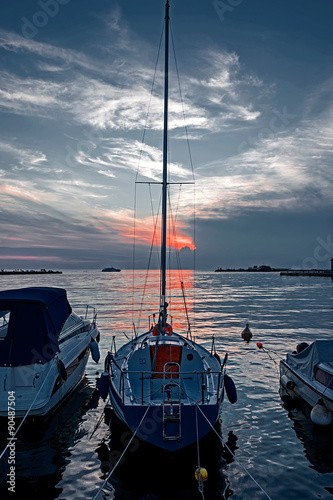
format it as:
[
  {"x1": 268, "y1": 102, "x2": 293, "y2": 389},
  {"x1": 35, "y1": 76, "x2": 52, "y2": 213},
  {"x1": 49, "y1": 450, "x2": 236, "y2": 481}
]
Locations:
[
  {"x1": 0, "y1": 287, "x2": 100, "y2": 419},
  {"x1": 280, "y1": 360, "x2": 333, "y2": 413},
  {"x1": 0, "y1": 329, "x2": 99, "y2": 419}
]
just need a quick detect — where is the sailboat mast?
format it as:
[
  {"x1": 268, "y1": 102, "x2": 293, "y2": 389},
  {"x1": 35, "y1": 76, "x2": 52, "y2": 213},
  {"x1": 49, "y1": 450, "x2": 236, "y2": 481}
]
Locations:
[{"x1": 160, "y1": 0, "x2": 170, "y2": 330}]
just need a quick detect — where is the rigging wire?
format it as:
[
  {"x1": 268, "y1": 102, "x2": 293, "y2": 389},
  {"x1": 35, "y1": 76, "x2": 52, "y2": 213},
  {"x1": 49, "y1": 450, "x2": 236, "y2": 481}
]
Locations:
[
  {"x1": 170, "y1": 21, "x2": 196, "y2": 336},
  {"x1": 168, "y1": 190, "x2": 192, "y2": 336},
  {"x1": 135, "y1": 191, "x2": 162, "y2": 334},
  {"x1": 132, "y1": 23, "x2": 164, "y2": 332},
  {"x1": 170, "y1": 23, "x2": 195, "y2": 182}
]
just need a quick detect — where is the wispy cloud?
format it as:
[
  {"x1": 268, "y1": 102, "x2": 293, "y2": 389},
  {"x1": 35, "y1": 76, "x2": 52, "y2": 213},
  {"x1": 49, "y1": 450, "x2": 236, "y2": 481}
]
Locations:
[
  {"x1": 0, "y1": 21, "x2": 264, "y2": 133},
  {"x1": 191, "y1": 102, "x2": 333, "y2": 218},
  {"x1": 0, "y1": 29, "x2": 97, "y2": 71},
  {"x1": 0, "y1": 3, "x2": 332, "y2": 269}
]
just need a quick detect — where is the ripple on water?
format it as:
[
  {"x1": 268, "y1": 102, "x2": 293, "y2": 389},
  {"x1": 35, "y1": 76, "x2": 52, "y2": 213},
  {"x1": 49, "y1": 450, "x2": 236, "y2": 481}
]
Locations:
[{"x1": 0, "y1": 271, "x2": 333, "y2": 499}]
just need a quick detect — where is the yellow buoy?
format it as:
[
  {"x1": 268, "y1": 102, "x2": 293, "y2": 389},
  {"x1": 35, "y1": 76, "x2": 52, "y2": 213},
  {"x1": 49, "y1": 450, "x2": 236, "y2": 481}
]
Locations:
[{"x1": 195, "y1": 467, "x2": 208, "y2": 481}]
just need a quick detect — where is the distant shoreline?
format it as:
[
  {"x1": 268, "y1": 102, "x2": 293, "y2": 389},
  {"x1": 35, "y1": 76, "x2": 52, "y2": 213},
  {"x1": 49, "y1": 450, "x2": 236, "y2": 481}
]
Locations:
[
  {"x1": 214, "y1": 265, "x2": 288, "y2": 273},
  {"x1": 0, "y1": 269, "x2": 62, "y2": 275},
  {"x1": 280, "y1": 270, "x2": 333, "y2": 277},
  {"x1": 214, "y1": 266, "x2": 333, "y2": 277}
]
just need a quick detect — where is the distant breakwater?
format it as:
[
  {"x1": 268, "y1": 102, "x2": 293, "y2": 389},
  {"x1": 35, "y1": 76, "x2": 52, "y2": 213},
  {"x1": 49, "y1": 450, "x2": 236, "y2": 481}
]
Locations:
[{"x1": 0, "y1": 269, "x2": 62, "y2": 275}]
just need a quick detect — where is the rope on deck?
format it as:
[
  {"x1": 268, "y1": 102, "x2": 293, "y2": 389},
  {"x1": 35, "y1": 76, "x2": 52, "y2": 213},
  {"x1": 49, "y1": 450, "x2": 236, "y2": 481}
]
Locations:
[{"x1": 195, "y1": 404, "x2": 273, "y2": 500}]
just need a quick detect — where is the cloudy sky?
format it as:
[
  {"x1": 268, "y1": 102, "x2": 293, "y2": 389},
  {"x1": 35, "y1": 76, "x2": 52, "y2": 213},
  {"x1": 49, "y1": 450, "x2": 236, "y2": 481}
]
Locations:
[{"x1": 1, "y1": 0, "x2": 333, "y2": 270}]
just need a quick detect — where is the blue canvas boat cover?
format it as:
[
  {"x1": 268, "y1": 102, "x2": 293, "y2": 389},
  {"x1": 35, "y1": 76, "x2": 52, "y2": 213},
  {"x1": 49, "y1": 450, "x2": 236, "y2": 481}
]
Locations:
[
  {"x1": 286, "y1": 340, "x2": 333, "y2": 381},
  {"x1": 0, "y1": 287, "x2": 72, "y2": 367}
]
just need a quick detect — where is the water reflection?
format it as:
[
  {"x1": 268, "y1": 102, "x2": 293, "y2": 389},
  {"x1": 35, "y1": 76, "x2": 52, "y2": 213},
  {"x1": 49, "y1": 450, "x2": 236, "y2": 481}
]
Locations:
[
  {"x1": 281, "y1": 395, "x2": 333, "y2": 474},
  {"x1": 94, "y1": 408, "x2": 237, "y2": 500},
  {"x1": 0, "y1": 271, "x2": 332, "y2": 499}
]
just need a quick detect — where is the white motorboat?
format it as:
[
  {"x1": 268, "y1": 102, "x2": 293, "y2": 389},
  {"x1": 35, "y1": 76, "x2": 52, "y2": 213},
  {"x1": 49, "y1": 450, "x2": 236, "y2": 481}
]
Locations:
[
  {"x1": 99, "y1": 0, "x2": 237, "y2": 452},
  {"x1": 280, "y1": 340, "x2": 333, "y2": 425},
  {"x1": 0, "y1": 286, "x2": 100, "y2": 419}
]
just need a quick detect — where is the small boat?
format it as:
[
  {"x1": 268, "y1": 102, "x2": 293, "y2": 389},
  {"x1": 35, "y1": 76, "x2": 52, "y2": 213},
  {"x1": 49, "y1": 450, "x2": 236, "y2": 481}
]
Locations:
[
  {"x1": 99, "y1": 0, "x2": 236, "y2": 452},
  {"x1": 102, "y1": 267, "x2": 121, "y2": 272},
  {"x1": 0, "y1": 287, "x2": 100, "y2": 419},
  {"x1": 280, "y1": 340, "x2": 333, "y2": 425}
]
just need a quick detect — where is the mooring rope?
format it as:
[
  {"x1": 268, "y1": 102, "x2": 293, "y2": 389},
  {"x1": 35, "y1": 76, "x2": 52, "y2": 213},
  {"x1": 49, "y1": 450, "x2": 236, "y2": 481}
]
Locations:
[
  {"x1": 0, "y1": 361, "x2": 55, "y2": 461},
  {"x1": 195, "y1": 404, "x2": 273, "y2": 500},
  {"x1": 91, "y1": 404, "x2": 152, "y2": 500},
  {"x1": 195, "y1": 405, "x2": 205, "y2": 499}
]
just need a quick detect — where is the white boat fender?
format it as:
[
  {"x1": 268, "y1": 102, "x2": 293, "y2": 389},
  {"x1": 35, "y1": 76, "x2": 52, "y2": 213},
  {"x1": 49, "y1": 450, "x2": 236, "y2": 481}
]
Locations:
[
  {"x1": 310, "y1": 398, "x2": 333, "y2": 426},
  {"x1": 98, "y1": 371, "x2": 109, "y2": 401},
  {"x1": 59, "y1": 360, "x2": 68, "y2": 381},
  {"x1": 280, "y1": 374, "x2": 295, "y2": 390},
  {"x1": 90, "y1": 338, "x2": 100, "y2": 363},
  {"x1": 224, "y1": 374, "x2": 237, "y2": 404}
]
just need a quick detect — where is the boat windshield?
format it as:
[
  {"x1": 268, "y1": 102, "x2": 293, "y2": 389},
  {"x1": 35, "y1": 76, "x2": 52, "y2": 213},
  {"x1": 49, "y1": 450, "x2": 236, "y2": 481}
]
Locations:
[
  {"x1": 315, "y1": 367, "x2": 333, "y2": 390},
  {"x1": 0, "y1": 310, "x2": 10, "y2": 339},
  {"x1": 61, "y1": 311, "x2": 82, "y2": 332}
]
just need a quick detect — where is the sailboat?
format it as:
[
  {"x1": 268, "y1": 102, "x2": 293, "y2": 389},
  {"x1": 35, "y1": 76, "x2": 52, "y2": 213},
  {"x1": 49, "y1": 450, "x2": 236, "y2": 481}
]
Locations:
[{"x1": 99, "y1": 0, "x2": 236, "y2": 452}]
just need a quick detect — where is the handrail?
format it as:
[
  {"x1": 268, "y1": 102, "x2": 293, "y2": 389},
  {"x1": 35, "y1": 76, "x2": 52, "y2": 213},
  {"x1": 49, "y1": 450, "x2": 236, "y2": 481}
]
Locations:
[
  {"x1": 119, "y1": 367, "x2": 223, "y2": 405},
  {"x1": 120, "y1": 369, "x2": 221, "y2": 375}
]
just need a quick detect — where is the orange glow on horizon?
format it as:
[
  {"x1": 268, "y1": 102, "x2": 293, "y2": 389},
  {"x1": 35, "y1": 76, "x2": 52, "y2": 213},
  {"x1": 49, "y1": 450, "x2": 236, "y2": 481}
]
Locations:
[{"x1": 97, "y1": 209, "x2": 196, "y2": 251}]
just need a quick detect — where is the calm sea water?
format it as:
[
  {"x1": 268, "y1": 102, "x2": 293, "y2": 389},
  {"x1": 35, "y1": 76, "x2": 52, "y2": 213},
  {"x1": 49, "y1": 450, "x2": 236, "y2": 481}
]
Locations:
[{"x1": 0, "y1": 270, "x2": 333, "y2": 499}]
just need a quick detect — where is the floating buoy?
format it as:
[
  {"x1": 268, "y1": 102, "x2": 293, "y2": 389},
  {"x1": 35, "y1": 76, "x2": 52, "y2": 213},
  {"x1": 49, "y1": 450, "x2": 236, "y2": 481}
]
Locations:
[
  {"x1": 310, "y1": 399, "x2": 333, "y2": 426},
  {"x1": 195, "y1": 467, "x2": 208, "y2": 481},
  {"x1": 280, "y1": 374, "x2": 295, "y2": 391},
  {"x1": 98, "y1": 372, "x2": 109, "y2": 401},
  {"x1": 59, "y1": 360, "x2": 67, "y2": 381},
  {"x1": 257, "y1": 342, "x2": 263, "y2": 349},
  {"x1": 90, "y1": 338, "x2": 100, "y2": 363},
  {"x1": 224, "y1": 373, "x2": 237, "y2": 404},
  {"x1": 241, "y1": 323, "x2": 252, "y2": 341}
]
